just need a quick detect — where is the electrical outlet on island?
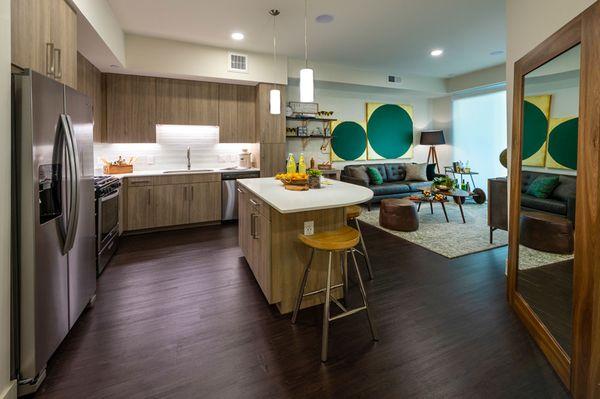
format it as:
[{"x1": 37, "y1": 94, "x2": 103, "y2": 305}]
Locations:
[
  {"x1": 304, "y1": 221, "x2": 314, "y2": 236},
  {"x1": 147, "y1": 155, "x2": 155, "y2": 165}
]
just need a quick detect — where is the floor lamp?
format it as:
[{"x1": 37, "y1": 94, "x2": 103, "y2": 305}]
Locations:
[{"x1": 420, "y1": 130, "x2": 445, "y2": 173}]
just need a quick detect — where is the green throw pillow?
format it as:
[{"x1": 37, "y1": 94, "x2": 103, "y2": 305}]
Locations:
[
  {"x1": 366, "y1": 167, "x2": 383, "y2": 185},
  {"x1": 526, "y1": 176, "x2": 560, "y2": 198}
]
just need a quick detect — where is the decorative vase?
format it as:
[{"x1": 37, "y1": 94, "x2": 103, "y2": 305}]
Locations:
[{"x1": 308, "y1": 175, "x2": 321, "y2": 189}]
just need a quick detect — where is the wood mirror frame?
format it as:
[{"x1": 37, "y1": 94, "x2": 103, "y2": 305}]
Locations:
[{"x1": 508, "y1": 2, "x2": 600, "y2": 397}]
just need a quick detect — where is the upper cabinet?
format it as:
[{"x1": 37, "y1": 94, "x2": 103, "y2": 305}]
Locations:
[
  {"x1": 105, "y1": 74, "x2": 157, "y2": 143},
  {"x1": 77, "y1": 53, "x2": 103, "y2": 142},
  {"x1": 218, "y1": 84, "x2": 256, "y2": 143},
  {"x1": 11, "y1": 0, "x2": 77, "y2": 88},
  {"x1": 188, "y1": 81, "x2": 219, "y2": 126},
  {"x1": 156, "y1": 78, "x2": 219, "y2": 126},
  {"x1": 256, "y1": 83, "x2": 286, "y2": 143}
]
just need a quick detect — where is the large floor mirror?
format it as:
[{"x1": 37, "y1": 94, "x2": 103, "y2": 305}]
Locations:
[
  {"x1": 508, "y1": 2, "x2": 600, "y2": 395},
  {"x1": 517, "y1": 44, "x2": 580, "y2": 357}
]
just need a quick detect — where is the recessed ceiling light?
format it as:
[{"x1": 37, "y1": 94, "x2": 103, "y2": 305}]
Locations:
[
  {"x1": 490, "y1": 50, "x2": 504, "y2": 56},
  {"x1": 430, "y1": 49, "x2": 444, "y2": 57},
  {"x1": 316, "y1": 14, "x2": 334, "y2": 23},
  {"x1": 231, "y1": 32, "x2": 244, "y2": 41}
]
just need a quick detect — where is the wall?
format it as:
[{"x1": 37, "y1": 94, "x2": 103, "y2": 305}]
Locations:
[
  {"x1": 288, "y1": 58, "x2": 446, "y2": 94},
  {"x1": 446, "y1": 63, "x2": 506, "y2": 93},
  {"x1": 93, "y1": 126, "x2": 259, "y2": 173},
  {"x1": 0, "y1": 0, "x2": 16, "y2": 396},
  {"x1": 124, "y1": 34, "x2": 287, "y2": 84},
  {"x1": 70, "y1": 0, "x2": 126, "y2": 65},
  {"x1": 506, "y1": 0, "x2": 595, "y2": 167},
  {"x1": 285, "y1": 81, "x2": 452, "y2": 169}
]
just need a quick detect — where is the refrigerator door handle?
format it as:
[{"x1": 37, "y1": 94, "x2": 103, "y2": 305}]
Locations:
[{"x1": 61, "y1": 114, "x2": 80, "y2": 254}]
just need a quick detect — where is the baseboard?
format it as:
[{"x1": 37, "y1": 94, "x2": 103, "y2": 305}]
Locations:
[{"x1": 0, "y1": 380, "x2": 17, "y2": 399}]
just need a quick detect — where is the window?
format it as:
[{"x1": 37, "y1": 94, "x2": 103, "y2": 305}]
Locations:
[{"x1": 452, "y1": 89, "x2": 507, "y2": 188}]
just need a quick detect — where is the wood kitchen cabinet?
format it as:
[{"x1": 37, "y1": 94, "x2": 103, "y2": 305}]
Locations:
[
  {"x1": 188, "y1": 81, "x2": 219, "y2": 125},
  {"x1": 260, "y1": 143, "x2": 286, "y2": 177},
  {"x1": 11, "y1": 0, "x2": 77, "y2": 88},
  {"x1": 77, "y1": 53, "x2": 103, "y2": 142},
  {"x1": 156, "y1": 78, "x2": 189, "y2": 125},
  {"x1": 105, "y1": 74, "x2": 157, "y2": 143},
  {"x1": 218, "y1": 84, "x2": 256, "y2": 143},
  {"x1": 239, "y1": 192, "x2": 273, "y2": 302},
  {"x1": 256, "y1": 83, "x2": 286, "y2": 143},
  {"x1": 156, "y1": 78, "x2": 219, "y2": 126},
  {"x1": 153, "y1": 184, "x2": 189, "y2": 227},
  {"x1": 188, "y1": 182, "x2": 221, "y2": 223},
  {"x1": 123, "y1": 173, "x2": 221, "y2": 232},
  {"x1": 126, "y1": 185, "x2": 155, "y2": 231}
]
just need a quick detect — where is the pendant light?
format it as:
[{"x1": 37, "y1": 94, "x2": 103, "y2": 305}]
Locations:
[
  {"x1": 269, "y1": 9, "x2": 281, "y2": 115},
  {"x1": 300, "y1": 0, "x2": 314, "y2": 102}
]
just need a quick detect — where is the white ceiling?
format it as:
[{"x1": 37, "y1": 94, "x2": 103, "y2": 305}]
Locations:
[{"x1": 106, "y1": 0, "x2": 506, "y2": 78}]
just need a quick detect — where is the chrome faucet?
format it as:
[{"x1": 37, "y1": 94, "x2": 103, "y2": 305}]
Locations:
[{"x1": 186, "y1": 146, "x2": 191, "y2": 170}]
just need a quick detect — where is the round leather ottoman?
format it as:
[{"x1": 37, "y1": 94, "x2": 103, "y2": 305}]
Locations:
[
  {"x1": 519, "y1": 211, "x2": 574, "y2": 254},
  {"x1": 379, "y1": 198, "x2": 419, "y2": 232}
]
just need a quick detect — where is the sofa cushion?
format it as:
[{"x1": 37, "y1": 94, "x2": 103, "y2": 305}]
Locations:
[
  {"x1": 526, "y1": 175, "x2": 560, "y2": 198},
  {"x1": 426, "y1": 163, "x2": 436, "y2": 181},
  {"x1": 368, "y1": 164, "x2": 388, "y2": 181},
  {"x1": 406, "y1": 181, "x2": 432, "y2": 191},
  {"x1": 366, "y1": 166, "x2": 384, "y2": 185},
  {"x1": 552, "y1": 176, "x2": 576, "y2": 201},
  {"x1": 384, "y1": 163, "x2": 407, "y2": 181},
  {"x1": 521, "y1": 194, "x2": 567, "y2": 215},
  {"x1": 347, "y1": 165, "x2": 370, "y2": 185},
  {"x1": 405, "y1": 163, "x2": 428, "y2": 181},
  {"x1": 371, "y1": 182, "x2": 411, "y2": 196}
]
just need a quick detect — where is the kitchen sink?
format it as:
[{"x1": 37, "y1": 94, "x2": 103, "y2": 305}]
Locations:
[{"x1": 162, "y1": 169, "x2": 214, "y2": 174}]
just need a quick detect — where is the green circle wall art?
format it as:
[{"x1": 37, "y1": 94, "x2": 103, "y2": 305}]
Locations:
[
  {"x1": 546, "y1": 117, "x2": 578, "y2": 170},
  {"x1": 330, "y1": 121, "x2": 367, "y2": 161},
  {"x1": 366, "y1": 103, "x2": 414, "y2": 160},
  {"x1": 522, "y1": 95, "x2": 551, "y2": 166}
]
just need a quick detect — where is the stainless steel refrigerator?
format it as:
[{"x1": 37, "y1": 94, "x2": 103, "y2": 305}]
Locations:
[{"x1": 12, "y1": 70, "x2": 96, "y2": 395}]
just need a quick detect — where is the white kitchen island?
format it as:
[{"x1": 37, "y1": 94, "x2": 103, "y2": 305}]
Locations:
[{"x1": 237, "y1": 178, "x2": 373, "y2": 314}]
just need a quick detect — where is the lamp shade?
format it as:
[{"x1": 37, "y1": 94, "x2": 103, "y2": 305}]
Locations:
[
  {"x1": 299, "y1": 68, "x2": 314, "y2": 102},
  {"x1": 269, "y1": 89, "x2": 281, "y2": 115},
  {"x1": 420, "y1": 130, "x2": 445, "y2": 145}
]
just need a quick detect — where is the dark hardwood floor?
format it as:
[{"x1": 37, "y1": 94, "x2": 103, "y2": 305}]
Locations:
[{"x1": 32, "y1": 222, "x2": 569, "y2": 399}]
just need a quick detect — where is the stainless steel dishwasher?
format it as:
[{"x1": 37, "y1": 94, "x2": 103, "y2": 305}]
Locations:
[{"x1": 221, "y1": 171, "x2": 260, "y2": 221}]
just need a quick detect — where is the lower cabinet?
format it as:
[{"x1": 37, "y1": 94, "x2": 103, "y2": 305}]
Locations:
[
  {"x1": 126, "y1": 185, "x2": 155, "y2": 230},
  {"x1": 123, "y1": 174, "x2": 221, "y2": 231},
  {"x1": 238, "y1": 185, "x2": 273, "y2": 302}
]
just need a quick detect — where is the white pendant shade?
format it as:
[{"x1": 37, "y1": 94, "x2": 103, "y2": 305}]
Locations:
[
  {"x1": 269, "y1": 89, "x2": 281, "y2": 115},
  {"x1": 299, "y1": 68, "x2": 314, "y2": 103}
]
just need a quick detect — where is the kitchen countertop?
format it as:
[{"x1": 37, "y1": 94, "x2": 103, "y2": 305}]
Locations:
[
  {"x1": 237, "y1": 177, "x2": 373, "y2": 214},
  {"x1": 96, "y1": 167, "x2": 260, "y2": 178}
]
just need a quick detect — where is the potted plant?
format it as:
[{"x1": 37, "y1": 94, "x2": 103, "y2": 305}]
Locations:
[
  {"x1": 307, "y1": 169, "x2": 323, "y2": 189},
  {"x1": 432, "y1": 175, "x2": 455, "y2": 192}
]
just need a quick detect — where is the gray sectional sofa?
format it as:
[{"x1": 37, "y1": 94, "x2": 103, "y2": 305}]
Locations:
[{"x1": 341, "y1": 163, "x2": 438, "y2": 209}]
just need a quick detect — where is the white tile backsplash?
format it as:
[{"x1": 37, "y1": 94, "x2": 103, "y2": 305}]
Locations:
[{"x1": 93, "y1": 125, "x2": 259, "y2": 173}]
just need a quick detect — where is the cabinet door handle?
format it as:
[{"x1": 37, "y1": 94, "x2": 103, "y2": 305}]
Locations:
[
  {"x1": 46, "y1": 43, "x2": 55, "y2": 76},
  {"x1": 250, "y1": 213, "x2": 257, "y2": 238},
  {"x1": 184, "y1": 186, "x2": 187, "y2": 201},
  {"x1": 236, "y1": 187, "x2": 243, "y2": 194},
  {"x1": 53, "y1": 48, "x2": 62, "y2": 79},
  {"x1": 191, "y1": 186, "x2": 194, "y2": 201},
  {"x1": 147, "y1": 188, "x2": 151, "y2": 205},
  {"x1": 249, "y1": 199, "x2": 259, "y2": 207}
]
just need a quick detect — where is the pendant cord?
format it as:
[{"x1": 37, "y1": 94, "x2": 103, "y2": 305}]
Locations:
[
  {"x1": 304, "y1": 0, "x2": 308, "y2": 68},
  {"x1": 273, "y1": 12, "x2": 277, "y2": 70}
]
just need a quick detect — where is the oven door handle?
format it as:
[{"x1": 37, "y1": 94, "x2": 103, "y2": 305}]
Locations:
[{"x1": 100, "y1": 190, "x2": 120, "y2": 203}]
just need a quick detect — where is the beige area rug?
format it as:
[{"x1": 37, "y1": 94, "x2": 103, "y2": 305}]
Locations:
[
  {"x1": 358, "y1": 202, "x2": 508, "y2": 258},
  {"x1": 519, "y1": 246, "x2": 574, "y2": 270}
]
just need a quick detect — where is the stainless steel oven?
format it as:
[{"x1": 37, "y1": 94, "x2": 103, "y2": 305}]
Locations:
[{"x1": 94, "y1": 176, "x2": 121, "y2": 276}]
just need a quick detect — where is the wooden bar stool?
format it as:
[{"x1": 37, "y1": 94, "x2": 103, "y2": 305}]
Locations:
[
  {"x1": 292, "y1": 225, "x2": 378, "y2": 362},
  {"x1": 346, "y1": 205, "x2": 374, "y2": 280}
]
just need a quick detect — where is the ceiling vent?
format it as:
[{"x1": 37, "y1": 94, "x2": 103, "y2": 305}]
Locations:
[
  {"x1": 387, "y1": 75, "x2": 402, "y2": 84},
  {"x1": 228, "y1": 52, "x2": 248, "y2": 73}
]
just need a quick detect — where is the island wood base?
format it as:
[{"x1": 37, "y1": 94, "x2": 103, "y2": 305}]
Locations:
[{"x1": 239, "y1": 186, "x2": 345, "y2": 314}]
